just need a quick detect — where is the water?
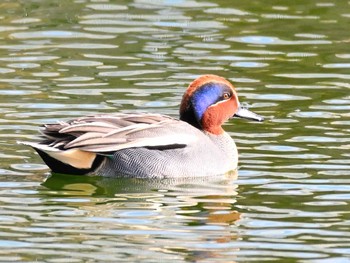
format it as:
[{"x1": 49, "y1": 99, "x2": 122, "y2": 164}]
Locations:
[{"x1": 0, "y1": 0, "x2": 350, "y2": 262}]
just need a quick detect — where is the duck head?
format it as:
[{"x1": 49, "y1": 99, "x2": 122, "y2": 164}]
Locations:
[{"x1": 180, "y1": 75, "x2": 263, "y2": 135}]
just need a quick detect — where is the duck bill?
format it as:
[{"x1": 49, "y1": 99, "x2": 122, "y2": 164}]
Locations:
[{"x1": 233, "y1": 105, "x2": 264, "y2": 122}]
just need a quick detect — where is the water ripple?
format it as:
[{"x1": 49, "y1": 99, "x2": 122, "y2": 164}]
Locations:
[
  {"x1": 10, "y1": 30, "x2": 115, "y2": 39},
  {"x1": 227, "y1": 35, "x2": 331, "y2": 45},
  {"x1": 0, "y1": 0, "x2": 349, "y2": 262}
]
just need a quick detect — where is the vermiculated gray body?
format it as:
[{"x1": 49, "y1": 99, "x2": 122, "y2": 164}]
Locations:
[{"x1": 93, "y1": 132, "x2": 237, "y2": 178}]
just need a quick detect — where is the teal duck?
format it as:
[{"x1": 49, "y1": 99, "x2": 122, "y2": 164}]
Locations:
[{"x1": 22, "y1": 75, "x2": 263, "y2": 178}]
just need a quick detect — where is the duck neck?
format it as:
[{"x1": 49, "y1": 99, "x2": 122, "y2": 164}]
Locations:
[
  {"x1": 202, "y1": 125, "x2": 224, "y2": 135},
  {"x1": 179, "y1": 107, "x2": 202, "y2": 130},
  {"x1": 179, "y1": 108, "x2": 224, "y2": 135}
]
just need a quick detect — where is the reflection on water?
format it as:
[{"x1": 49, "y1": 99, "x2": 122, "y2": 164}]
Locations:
[
  {"x1": 0, "y1": 174, "x2": 239, "y2": 262},
  {"x1": 0, "y1": 0, "x2": 350, "y2": 261}
]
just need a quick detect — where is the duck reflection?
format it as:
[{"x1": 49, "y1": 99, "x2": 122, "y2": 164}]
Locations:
[{"x1": 41, "y1": 171, "x2": 241, "y2": 262}]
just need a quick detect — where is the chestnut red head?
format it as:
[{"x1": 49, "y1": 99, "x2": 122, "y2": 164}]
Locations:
[{"x1": 179, "y1": 75, "x2": 263, "y2": 135}]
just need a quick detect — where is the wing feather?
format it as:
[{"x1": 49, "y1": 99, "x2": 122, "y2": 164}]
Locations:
[
  {"x1": 35, "y1": 113, "x2": 198, "y2": 153},
  {"x1": 59, "y1": 122, "x2": 118, "y2": 134}
]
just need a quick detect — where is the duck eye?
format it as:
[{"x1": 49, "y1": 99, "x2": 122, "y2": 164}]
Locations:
[{"x1": 223, "y1": 92, "x2": 231, "y2": 100}]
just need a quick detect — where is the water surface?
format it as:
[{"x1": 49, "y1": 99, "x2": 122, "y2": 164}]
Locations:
[{"x1": 1, "y1": 0, "x2": 350, "y2": 262}]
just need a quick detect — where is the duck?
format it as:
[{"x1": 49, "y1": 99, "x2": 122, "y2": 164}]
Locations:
[{"x1": 21, "y1": 75, "x2": 263, "y2": 178}]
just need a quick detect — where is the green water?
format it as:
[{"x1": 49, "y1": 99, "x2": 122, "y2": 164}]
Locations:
[{"x1": 0, "y1": 0, "x2": 350, "y2": 262}]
